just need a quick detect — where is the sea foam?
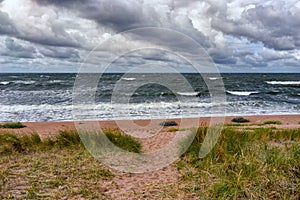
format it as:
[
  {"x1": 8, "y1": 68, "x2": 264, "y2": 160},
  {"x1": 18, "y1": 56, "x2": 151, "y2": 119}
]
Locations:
[
  {"x1": 0, "y1": 81, "x2": 10, "y2": 85},
  {"x1": 227, "y1": 91, "x2": 259, "y2": 96},
  {"x1": 121, "y1": 77, "x2": 136, "y2": 81},
  {"x1": 177, "y1": 92, "x2": 199, "y2": 96},
  {"x1": 266, "y1": 81, "x2": 300, "y2": 85}
]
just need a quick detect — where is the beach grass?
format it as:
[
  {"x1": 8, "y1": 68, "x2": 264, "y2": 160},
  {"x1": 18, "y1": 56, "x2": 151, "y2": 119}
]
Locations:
[
  {"x1": 0, "y1": 143, "x2": 114, "y2": 199},
  {"x1": 0, "y1": 129, "x2": 141, "y2": 199},
  {"x1": 226, "y1": 123, "x2": 248, "y2": 127},
  {"x1": 177, "y1": 127, "x2": 300, "y2": 199},
  {"x1": 167, "y1": 127, "x2": 187, "y2": 132},
  {"x1": 263, "y1": 120, "x2": 283, "y2": 125},
  {"x1": 0, "y1": 129, "x2": 141, "y2": 155},
  {"x1": 104, "y1": 129, "x2": 142, "y2": 153},
  {"x1": 227, "y1": 120, "x2": 284, "y2": 127},
  {"x1": 1, "y1": 127, "x2": 299, "y2": 199}
]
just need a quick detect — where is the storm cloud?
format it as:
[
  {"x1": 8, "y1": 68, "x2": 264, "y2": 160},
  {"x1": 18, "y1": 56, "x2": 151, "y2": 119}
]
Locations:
[
  {"x1": 0, "y1": 11, "x2": 17, "y2": 35},
  {"x1": 4, "y1": 38, "x2": 36, "y2": 58},
  {"x1": 0, "y1": 0, "x2": 299, "y2": 72},
  {"x1": 211, "y1": 3, "x2": 300, "y2": 50}
]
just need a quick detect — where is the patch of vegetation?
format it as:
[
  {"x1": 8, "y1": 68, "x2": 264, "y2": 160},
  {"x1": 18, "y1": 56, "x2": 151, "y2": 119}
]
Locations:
[
  {"x1": 177, "y1": 127, "x2": 300, "y2": 199},
  {"x1": 0, "y1": 129, "x2": 141, "y2": 155},
  {"x1": 0, "y1": 145, "x2": 114, "y2": 199},
  {"x1": 263, "y1": 120, "x2": 283, "y2": 125},
  {"x1": 2, "y1": 127, "x2": 300, "y2": 199},
  {"x1": 227, "y1": 120, "x2": 286, "y2": 127},
  {"x1": 168, "y1": 128, "x2": 187, "y2": 132},
  {"x1": 104, "y1": 129, "x2": 141, "y2": 153},
  {"x1": 0, "y1": 122, "x2": 26, "y2": 129},
  {"x1": 0, "y1": 133, "x2": 42, "y2": 154},
  {"x1": 160, "y1": 121, "x2": 178, "y2": 126},
  {"x1": 231, "y1": 117, "x2": 250, "y2": 123},
  {"x1": 0, "y1": 129, "x2": 142, "y2": 199},
  {"x1": 226, "y1": 123, "x2": 247, "y2": 127}
]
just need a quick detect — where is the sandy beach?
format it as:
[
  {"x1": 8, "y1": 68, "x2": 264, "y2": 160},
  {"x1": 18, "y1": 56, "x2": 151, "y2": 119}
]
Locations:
[{"x1": 1, "y1": 114, "x2": 299, "y2": 138}]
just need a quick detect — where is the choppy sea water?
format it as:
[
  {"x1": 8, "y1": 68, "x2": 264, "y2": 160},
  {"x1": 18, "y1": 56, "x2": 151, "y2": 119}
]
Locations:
[{"x1": 0, "y1": 73, "x2": 299, "y2": 122}]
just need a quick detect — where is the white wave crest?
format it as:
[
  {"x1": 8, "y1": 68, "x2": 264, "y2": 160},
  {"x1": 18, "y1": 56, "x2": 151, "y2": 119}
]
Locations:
[
  {"x1": 177, "y1": 92, "x2": 198, "y2": 96},
  {"x1": 14, "y1": 80, "x2": 36, "y2": 84},
  {"x1": 121, "y1": 77, "x2": 136, "y2": 81},
  {"x1": 227, "y1": 91, "x2": 259, "y2": 96},
  {"x1": 208, "y1": 77, "x2": 220, "y2": 80},
  {"x1": 48, "y1": 80, "x2": 64, "y2": 83},
  {"x1": 266, "y1": 81, "x2": 300, "y2": 85},
  {"x1": 0, "y1": 81, "x2": 10, "y2": 85}
]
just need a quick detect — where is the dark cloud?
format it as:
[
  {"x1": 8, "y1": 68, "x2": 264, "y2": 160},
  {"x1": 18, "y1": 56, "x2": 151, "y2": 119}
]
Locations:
[
  {"x1": 0, "y1": 11, "x2": 18, "y2": 35},
  {"x1": 208, "y1": 47, "x2": 237, "y2": 64},
  {"x1": 210, "y1": 54, "x2": 237, "y2": 65},
  {"x1": 4, "y1": 38, "x2": 37, "y2": 58},
  {"x1": 16, "y1": 16, "x2": 82, "y2": 48},
  {"x1": 39, "y1": 46, "x2": 80, "y2": 61},
  {"x1": 33, "y1": 0, "x2": 210, "y2": 48},
  {"x1": 34, "y1": 0, "x2": 144, "y2": 31},
  {"x1": 211, "y1": 4, "x2": 300, "y2": 51},
  {"x1": 8, "y1": 0, "x2": 300, "y2": 51},
  {"x1": 18, "y1": 31, "x2": 81, "y2": 48},
  {"x1": 78, "y1": 1, "x2": 144, "y2": 31},
  {"x1": 261, "y1": 50, "x2": 283, "y2": 61},
  {"x1": 34, "y1": 0, "x2": 83, "y2": 5},
  {"x1": 244, "y1": 5, "x2": 299, "y2": 50},
  {"x1": 1, "y1": 36, "x2": 80, "y2": 61},
  {"x1": 242, "y1": 54, "x2": 268, "y2": 67}
]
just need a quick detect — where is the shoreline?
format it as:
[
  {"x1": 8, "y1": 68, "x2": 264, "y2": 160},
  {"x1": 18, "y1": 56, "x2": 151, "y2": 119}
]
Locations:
[{"x1": 1, "y1": 114, "x2": 299, "y2": 138}]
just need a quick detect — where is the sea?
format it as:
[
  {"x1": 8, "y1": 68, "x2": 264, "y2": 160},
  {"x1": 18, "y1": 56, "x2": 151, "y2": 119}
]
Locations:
[{"x1": 0, "y1": 73, "x2": 299, "y2": 122}]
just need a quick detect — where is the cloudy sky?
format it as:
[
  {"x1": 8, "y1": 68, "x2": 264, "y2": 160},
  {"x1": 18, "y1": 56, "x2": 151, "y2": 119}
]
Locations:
[{"x1": 0, "y1": 0, "x2": 299, "y2": 73}]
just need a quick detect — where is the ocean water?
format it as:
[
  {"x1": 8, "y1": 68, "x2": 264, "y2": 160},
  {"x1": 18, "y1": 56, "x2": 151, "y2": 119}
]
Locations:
[{"x1": 0, "y1": 73, "x2": 299, "y2": 122}]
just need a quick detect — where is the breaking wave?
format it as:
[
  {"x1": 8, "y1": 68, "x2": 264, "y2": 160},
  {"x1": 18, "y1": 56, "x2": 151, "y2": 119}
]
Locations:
[
  {"x1": 121, "y1": 77, "x2": 136, "y2": 81},
  {"x1": 227, "y1": 91, "x2": 259, "y2": 96},
  {"x1": 177, "y1": 92, "x2": 199, "y2": 96},
  {"x1": 0, "y1": 81, "x2": 10, "y2": 85},
  {"x1": 266, "y1": 81, "x2": 300, "y2": 85}
]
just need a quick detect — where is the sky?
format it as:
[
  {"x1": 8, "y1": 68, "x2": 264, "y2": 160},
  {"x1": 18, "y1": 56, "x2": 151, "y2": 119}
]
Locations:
[{"x1": 0, "y1": 0, "x2": 299, "y2": 73}]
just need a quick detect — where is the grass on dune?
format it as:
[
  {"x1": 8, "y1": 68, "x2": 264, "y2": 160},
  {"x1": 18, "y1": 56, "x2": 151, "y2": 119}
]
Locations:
[
  {"x1": 104, "y1": 129, "x2": 141, "y2": 153},
  {"x1": 227, "y1": 120, "x2": 284, "y2": 127},
  {"x1": 0, "y1": 133, "x2": 42, "y2": 154},
  {"x1": 167, "y1": 127, "x2": 187, "y2": 132},
  {"x1": 0, "y1": 129, "x2": 141, "y2": 199},
  {"x1": 0, "y1": 129, "x2": 141, "y2": 155},
  {"x1": 263, "y1": 120, "x2": 283, "y2": 125},
  {"x1": 1, "y1": 127, "x2": 299, "y2": 199},
  {"x1": 177, "y1": 127, "x2": 300, "y2": 199},
  {"x1": 0, "y1": 145, "x2": 114, "y2": 199}
]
